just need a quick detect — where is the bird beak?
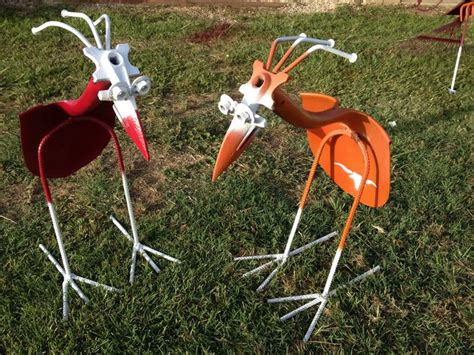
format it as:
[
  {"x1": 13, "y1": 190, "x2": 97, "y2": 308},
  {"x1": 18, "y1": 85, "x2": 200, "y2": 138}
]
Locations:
[
  {"x1": 113, "y1": 98, "x2": 150, "y2": 161},
  {"x1": 212, "y1": 116, "x2": 260, "y2": 182}
]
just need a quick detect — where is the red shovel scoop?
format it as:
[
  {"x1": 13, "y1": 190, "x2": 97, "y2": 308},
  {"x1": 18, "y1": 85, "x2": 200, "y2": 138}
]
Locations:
[{"x1": 20, "y1": 79, "x2": 116, "y2": 178}]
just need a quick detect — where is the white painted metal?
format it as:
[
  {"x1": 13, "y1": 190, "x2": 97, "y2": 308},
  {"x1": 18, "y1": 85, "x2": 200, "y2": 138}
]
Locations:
[
  {"x1": 304, "y1": 299, "x2": 328, "y2": 342},
  {"x1": 449, "y1": 45, "x2": 463, "y2": 93},
  {"x1": 282, "y1": 207, "x2": 303, "y2": 260},
  {"x1": 322, "y1": 248, "x2": 342, "y2": 296},
  {"x1": 256, "y1": 265, "x2": 282, "y2": 292},
  {"x1": 274, "y1": 33, "x2": 335, "y2": 49},
  {"x1": 241, "y1": 260, "x2": 275, "y2": 278},
  {"x1": 234, "y1": 229, "x2": 337, "y2": 292},
  {"x1": 32, "y1": 21, "x2": 94, "y2": 48},
  {"x1": 268, "y1": 265, "x2": 381, "y2": 304},
  {"x1": 32, "y1": 10, "x2": 150, "y2": 122},
  {"x1": 122, "y1": 173, "x2": 139, "y2": 245},
  {"x1": 306, "y1": 44, "x2": 357, "y2": 63},
  {"x1": 47, "y1": 202, "x2": 71, "y2": 276},
  {"x1": 94, "y1": 14, "x2": 111, "y2": 50},
  {"x1": 269, "y1": 262, "x2": 381, "y2": 342},
  {"x1": 61, "y1": 10, "x2": 103, "y2": 49},
  {"x1": 235, "y1": 253, "x2": 281, "y2": 261},
  {"x1": 39, "y1": 202, "x2": 119, "y2": 320},
  {"x1": 334, "y1": 162, "x2": 377, "y2": 191},
  {"x1": 110, "y1": 172, "x2": 181, "y2": 284},
  {"x1": 288, "y1": 231, "x2": 337, "y2": 255}
]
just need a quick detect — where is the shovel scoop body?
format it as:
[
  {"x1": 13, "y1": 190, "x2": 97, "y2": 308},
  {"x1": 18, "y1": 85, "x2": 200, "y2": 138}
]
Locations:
[{"x1": 20, "y1": 80, "x2": 115, "y2": 178}]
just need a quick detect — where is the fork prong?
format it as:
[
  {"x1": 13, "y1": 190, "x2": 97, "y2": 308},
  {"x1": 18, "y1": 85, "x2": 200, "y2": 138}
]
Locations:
[
  {"x1": 256, "y1": 264, "x2": 282, "y2": 292},
  {"x1": 242, "y1": 259, "x2": 277, "y2": 278}
]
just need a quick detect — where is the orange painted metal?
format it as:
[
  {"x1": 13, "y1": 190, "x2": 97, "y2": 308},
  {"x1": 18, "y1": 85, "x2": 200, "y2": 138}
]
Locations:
[
  {"x1": 414, "y1": 0, "x2": 473, "y2": 45},
  {"x1": 447, "y1": 0, "x2": 473, "y2": 15},
  {"x1": 304, "y1": 94, "x2": 388, "y2": 208},
  {"x1": 213, "y1": 37, "x2": 391, "y2": 339},
  {"x1": 304, "y1": 128, "x2": 370, "y2": 250},
  {"x1": 213, "y1": 37, "x2": 391, "y2": 209},
  {"x1": 460, "y1": 1, "x2": 474, "y2": 22},
  {"x1": 212, "y1": 123, "x2": 258, "y2": 182},
  {"x1": 272, "y1": 89, "x2": 390, "y2": 208},
  {"x1": 248, "y1": 60, "x2": 289, "y2": 106}
]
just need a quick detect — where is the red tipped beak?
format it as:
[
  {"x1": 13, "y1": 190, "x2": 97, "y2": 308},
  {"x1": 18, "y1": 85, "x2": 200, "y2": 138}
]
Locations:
[
  {"x1": 113, "y1": 100, "x2": 150, "y2": 161},
  {"x1": 121, "y1": 111, "x2": 149, "y2": 160},
  {"x1": 212, "y1": 117, "x2": 259, "y2": 182}
]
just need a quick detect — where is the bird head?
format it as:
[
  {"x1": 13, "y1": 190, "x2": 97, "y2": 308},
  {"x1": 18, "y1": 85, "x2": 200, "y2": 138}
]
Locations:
[
  {"x1": 32, "y1": 10, "x2": 151, "y2": 160},
  {"x1": 212, "y1": 34, "x2": 357, "y2": 181},
  {"x1": 212, "y1": 60, "x2": 289, "y2": 181}
]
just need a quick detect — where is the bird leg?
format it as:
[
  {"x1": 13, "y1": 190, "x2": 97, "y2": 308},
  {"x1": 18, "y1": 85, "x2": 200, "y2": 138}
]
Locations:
[
  {"x1": 234, "y1": 155, "x2": 332, "y2": 292},
  {"x1": 40, "y1": 203, "x2": 119, "y2": 320},
  {"x1": 111, "y1": 172, "x2": 180, "y2": 284},
  {"x1": 268, "y1": 130, "x2": 378, "y2": 342}
]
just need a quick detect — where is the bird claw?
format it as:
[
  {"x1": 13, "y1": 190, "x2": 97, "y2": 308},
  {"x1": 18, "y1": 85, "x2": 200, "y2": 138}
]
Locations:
[
  {"x1": 267, "y1": 265, "x2": 381, "y2": 342},
  {"x1": 110, "y1": 215, "x2": 181, "y2": 284},
  {"x1": 39, "y1": 244, "x2": 119, "y2": 320},
  {"x1": 234, "y1": 232, "x2": 337, "y2": 292}
]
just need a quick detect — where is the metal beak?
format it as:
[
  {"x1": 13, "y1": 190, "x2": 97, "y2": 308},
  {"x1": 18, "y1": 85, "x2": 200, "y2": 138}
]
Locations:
[
  {"x1": 212, "y1": 116, "x2": 260, "y2": 182},
  {"x1": 113, "y1": 98, "x2": 150, "y2": 161}
]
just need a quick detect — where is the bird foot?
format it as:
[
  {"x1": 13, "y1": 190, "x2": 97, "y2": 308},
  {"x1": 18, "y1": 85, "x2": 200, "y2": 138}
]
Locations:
[
  {"x1": 39, "y1": 244, "x2": 119, "y2": 320},
  {"x1": 267, "y1": 265, "x2": 380, "y2": 342},
  {"x1": 110, "y1": 215, "x2": 181, "y2": 284},
  {"x1": 234, "y1": 231, "x2": 337, "y2": 292}
]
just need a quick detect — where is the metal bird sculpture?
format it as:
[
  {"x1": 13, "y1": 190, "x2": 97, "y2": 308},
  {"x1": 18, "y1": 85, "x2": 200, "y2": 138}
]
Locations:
[
  {"x1": 19, "y1": 10, "x2": 180, "y2": 319},
  {"x1": 212, "y1": 33, "x2": 391, "y2": 341}
]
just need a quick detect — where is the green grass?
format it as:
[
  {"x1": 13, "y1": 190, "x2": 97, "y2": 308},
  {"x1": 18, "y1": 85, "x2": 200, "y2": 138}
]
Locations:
[{"x1": 0, "y1": 3, "x2": 473, "y2": 353}]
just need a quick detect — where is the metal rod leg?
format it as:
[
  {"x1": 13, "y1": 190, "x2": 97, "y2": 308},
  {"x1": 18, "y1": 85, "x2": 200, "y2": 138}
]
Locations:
[
  {"x1": 110, "y1": 215, "x2": 133, "y2": 242},
  {"x1": 129, "y1": 248, "x2": 138, "y2": 284},
  {"x1": 267, "y1": 293, "x2": 320, "y2": 304},
  {"x1": 140, "y1": 250, "x2": 161, "y2": 274},
  {"x1": 47, "y1": 202, "x2": 72, "y2": 277},
  {"x1": 69, "y1": 280, "x2": 89, "y2": 304},
  {"x1": 256, "y1": 264, "x2": 282, "y2": 292},
  {"x1": 235, "y1": 254, "x2": 280, "y2": 261},
  {"x1": 73, "y1": 275, "x2": 119, "y2": 292},
  {"x1": 449, "y1": 16, "x2": 470, "y2": 93},
  {"x1": 242, "y1": 260, "x2": 277, "y2": 278},
  {"x1": 113, "y1": 172, "x2": 180, "y2": 283},
  {"x1": 142, "y1": 245, "x2": 181, "y2": 264},
  {"x1": 275, "y1": 266, "x2": 380, "y2": 321},
  {"x1": 280, "y1": 297, "x2": 323, "y2": 321},
  {"x1": 288, "y1": 231, "x2": 337, "y2": 257},
  {"x1": 39, "y1": 244, "x2": 65, "y2": 275},
  {"x1": 449, "y1": 45, "x2": 463, "y2": 93},
  {"x1": 62, "y1": 280, "x2": 68, "y2": 320},
  {"x1": 303, "y1": 299, "x2": 328, "y2": 342},
  {"x1": 232, "y1": 156, "x2": 325, "y2": 291}
]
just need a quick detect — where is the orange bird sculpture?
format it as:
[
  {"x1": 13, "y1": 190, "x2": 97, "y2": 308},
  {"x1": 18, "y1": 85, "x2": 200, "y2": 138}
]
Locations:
[{"x1": 212, "y1": 34, "x2": 391, "y2": 341}]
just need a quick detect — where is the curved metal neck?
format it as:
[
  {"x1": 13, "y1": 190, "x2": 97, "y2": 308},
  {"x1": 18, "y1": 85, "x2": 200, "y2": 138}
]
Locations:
[
  {"x1": 57, "y1": 79, "x2": 111, "y2": 117},
  {"x1": 272, "y1": 88, "x2": 351, "y2": 129}
]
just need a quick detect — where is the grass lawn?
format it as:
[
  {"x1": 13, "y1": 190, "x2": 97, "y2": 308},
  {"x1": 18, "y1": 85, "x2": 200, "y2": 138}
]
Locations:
[{"x1": 0, "y1": 3, "x2": 472, "y2": 353}]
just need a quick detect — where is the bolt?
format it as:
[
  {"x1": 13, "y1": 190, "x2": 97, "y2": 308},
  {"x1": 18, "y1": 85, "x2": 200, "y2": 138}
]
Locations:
[
  {"x1": 135, "y1": 80, "x2": 149, "y2": 95},
  {"x1": 112, "y1": 86, "x2": 128, "y2": 101}
]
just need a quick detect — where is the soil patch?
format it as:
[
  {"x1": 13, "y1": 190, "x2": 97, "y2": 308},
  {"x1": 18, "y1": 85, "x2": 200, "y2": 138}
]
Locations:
[{"x1": 188, "y1": 22, "x2": 232, "y2": 44}]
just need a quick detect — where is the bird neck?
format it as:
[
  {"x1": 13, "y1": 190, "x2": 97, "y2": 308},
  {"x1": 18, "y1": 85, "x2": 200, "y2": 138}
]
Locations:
[
  {"x1": 57, "y1": 78, "x2": 111, "y2": 117},
  {"x1": 272, "y1": 88, "x2": 349, "y2": 129}
]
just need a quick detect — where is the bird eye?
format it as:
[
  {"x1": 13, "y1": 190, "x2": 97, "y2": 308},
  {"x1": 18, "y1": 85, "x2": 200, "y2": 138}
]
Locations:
[
  {"x1": 132, "y1": 76, "x2": 151, "y2": 96},
  {"x1": 218, "y1": 94, "x2": 235, "y2": 115}
]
